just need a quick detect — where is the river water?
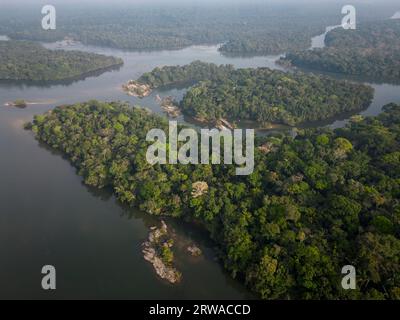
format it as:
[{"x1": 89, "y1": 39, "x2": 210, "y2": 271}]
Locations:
[{"x1": 0, "y1": 28, "x2": 399, "y2": 299}]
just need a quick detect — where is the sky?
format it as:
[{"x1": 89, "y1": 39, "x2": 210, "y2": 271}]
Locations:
[
  {"x1": 1, "y1": 0, "x2": 398, "y2": 4},
  {"x1": 1, "y1": 0, "x2": 398, "y2": 12}
]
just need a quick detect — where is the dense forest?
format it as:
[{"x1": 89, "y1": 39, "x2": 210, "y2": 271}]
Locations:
[
  {"x1": 282, "y1": 19, "x2": 400, "y2": 82},
  {"x1": 218, "y1": 26, "x2": 322, "y2": 56},
  {"x1": 137, "y1": 61, "x2": 235, "y2": 88},
  {"x1": 0, "y1": 4, "x2": 338, "y2": 54},
  {"x1": 179, "y1": 67, "x2": 373, "y2": 126},
  {"x1": 1, "y1": 3, "x2": 397, "y2": 56},
  {"x1": 0, "y1": 41, "x2": 123, "y2": 81},
  {"x1": 30, "y1": 100, "x2": 400, "y2": 299},
  {"x1": 131, "y1": 62, "x2": 373, "y2": 126}
]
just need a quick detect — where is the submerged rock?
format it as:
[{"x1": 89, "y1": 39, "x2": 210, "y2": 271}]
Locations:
[{"x1": 187, "y1": 245, "x2": 202, "y2": 257}]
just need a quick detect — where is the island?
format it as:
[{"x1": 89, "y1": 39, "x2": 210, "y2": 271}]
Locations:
[
  {"x1": 4, "y1": 99, "x2": 27, "y2": 108},
  {"x1": 122, "y1": 61, "x2": 234, "y2": 98},
  {"x1": 29, "y1": 100, "x2": 400, "y2": 300},
  {"x1": 280, "y1": 19, "x2": 400, "y2": 82},
  {"x1": 187, "y1": 245, "x2": 202, "y2": 257},
  {"x1": 0, "y1": 41, "x2": 123, "y2": 81},
  {"x1": 125, "y1": 62, "x2": 373, "y2": 127},
  {"x1": 142, "y1": 221, "x2": 182, "y2": 284}
]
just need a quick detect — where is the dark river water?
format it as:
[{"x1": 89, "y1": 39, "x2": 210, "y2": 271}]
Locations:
[{"x1": 0, "y1": 28, "x2": 399, "y2": 299}]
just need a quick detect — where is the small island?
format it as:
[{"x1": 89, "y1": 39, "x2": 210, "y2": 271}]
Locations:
[
  {"x1": 187, "y1": 245, "x2": 202, "y2": 257},
  {"x1": 4, "y1": 99, "x2": 27, "y2": 108},
  {"x1": 142, "y1": 221, "x2": 182, "y2": 284}
]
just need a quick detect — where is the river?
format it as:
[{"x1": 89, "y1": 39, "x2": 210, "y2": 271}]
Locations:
[{"x1": 0, "y1": 26, "x2": 399, "y2": 299}]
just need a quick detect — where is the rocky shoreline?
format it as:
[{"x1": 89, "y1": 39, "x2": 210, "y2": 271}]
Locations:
[
  {"x1": 142, "y1": 221, "x2": 182, "y2": 284},
  {"x1": 159, "y1": 96, "x2": 181, "y2": 118},
  {"x1": 193, "y1": 116, "x2": 235, "y2": 130},
  {"x1": 142, "y1": 220, "x2": 204, "y2": 284},
  {"x1": 215, "y1": 118, "x2": 235, "y2": 130},
  {"x1": 122, "y1": 80, "x2": 152, "y2": 98}
]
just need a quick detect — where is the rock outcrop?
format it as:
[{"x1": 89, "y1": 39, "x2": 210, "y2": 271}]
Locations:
[
  {"x1": 191, "y1": 181, "x2": 208, "y2": 198},
  {"x1": 187, "y1": 245, "x2": 202, "y2": 257},
  {"x1": 215, "y1": 118, "x2": 234, "y2": 130},
  {"x1": 123, "y1": 80, "x2": 152, "y2": 98},
  {"x1": 160, "y1": 96, "x2": 181, "y2": 118},
  {"x1": 142, "y1": 221, "x2": 182, "y2": 284}
]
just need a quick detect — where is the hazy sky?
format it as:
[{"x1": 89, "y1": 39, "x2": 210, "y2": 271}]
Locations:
[
  {"x1": 1, "y1": 0, "x2": 398, "y2": 4},
  {"x1": 1, "y1": 0, "x2": 398, "y2": 11}
]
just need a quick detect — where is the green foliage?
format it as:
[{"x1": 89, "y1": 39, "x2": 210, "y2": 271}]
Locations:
[
  {"x1": 31, "y1": 100, "x2": 400, "y2": 299},
  {"x1": 135, "y1": 62, "x2": 372, "y2": 126},
  {"x1": 13, "y1": 99, "x2": 27, "y2": 107},
  {"x1": 138, "y1": 61, "x2": 234, "y2": 88},
  {"x1": 179, "y1": 67, "x2": 373, "y2": 125},
  {"x1": 0, "y1": 41, "x2": 123, "y2": 81},
  {"x1": 282, "y1": 20, "x2": 400, "y2": 83},
  {"x1": 161, "y1": 243, "x2": 174, "y2": 266},
  {"x1": 372, "y1": 216, "x2": 395, "y2": 235},
  {"x1": 1, "y1": 5, "x2": 338, "y2": 54}
]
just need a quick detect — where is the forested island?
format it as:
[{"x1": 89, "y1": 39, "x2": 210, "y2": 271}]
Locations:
[
  {"x1": 125, "y1": 62, "x2": 373, "y2": 126},
  {"x1": 0, "y1": 41, "x2": 123, "y2": 81},
  {"x1": 281, "y1": 20, "x2": 400, "y2": 82},
  {"x1": 123, "y1": 61, "x2": 234, "y2": 97},
  {"x1": 138, "y1": 61, "x2": 235, "y2": 88},
  {"x1": 30, "y1": 100, "x2": 400, "y2": 299},
  {"x1": 180, "y1": 68, "x2": 373, "y2": 126}
]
